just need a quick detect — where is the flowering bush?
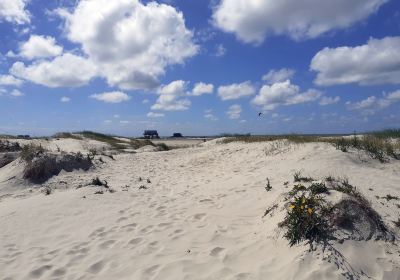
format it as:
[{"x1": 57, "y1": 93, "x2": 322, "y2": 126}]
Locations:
[{"x1": 280, "y1": 193, "x2": 330, "y2": 246}]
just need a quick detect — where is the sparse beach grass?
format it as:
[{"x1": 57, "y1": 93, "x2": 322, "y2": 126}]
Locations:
[{"x1": 221, "y1": 130, "x2": 400, "y2": 162}]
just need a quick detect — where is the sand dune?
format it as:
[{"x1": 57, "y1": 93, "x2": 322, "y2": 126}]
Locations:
[{"x1": 0, "y1": 138, "x2": 399, "y2": 279}]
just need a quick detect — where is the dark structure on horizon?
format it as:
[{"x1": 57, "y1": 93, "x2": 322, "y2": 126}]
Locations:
[
  {"x1": 172, "y1": 133, "x2": 183, "y2": 138},
  {"x1": 143, "y1": 130, "x2": 159, "y2": 139}
]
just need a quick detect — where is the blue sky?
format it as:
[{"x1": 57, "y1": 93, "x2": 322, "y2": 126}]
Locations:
[{"x1": 0, "y1": 0, "x2": 399, "y2": 136}]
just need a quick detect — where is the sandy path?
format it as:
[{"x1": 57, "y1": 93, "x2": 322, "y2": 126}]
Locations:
[{"x1": 1, "y1": 141, "x2": 400, "y2": 279}]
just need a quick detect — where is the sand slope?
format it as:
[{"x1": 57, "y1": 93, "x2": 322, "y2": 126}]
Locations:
[{"x1": 0, "y1": 140, "x2": 400, "y2": 279}]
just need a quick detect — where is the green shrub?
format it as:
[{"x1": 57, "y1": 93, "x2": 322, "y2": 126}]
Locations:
[
  {"x1": 280, "y1": 194, "x2": 329, "y2": 246},
  {"x1": 309, "y1": 182, "x2": 328, "y2": 195},
  {"x1": 21, "y1": 144, "x2": 45, "y2": 162}
]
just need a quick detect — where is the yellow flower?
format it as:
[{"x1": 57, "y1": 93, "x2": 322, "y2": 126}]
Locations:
[
  {"x1": 302, "y1": 197, "x2": 306, "y2": 204},
  {"x1": 307, "y1": 208, "x2": 313, "y2": 215},
  {"x1": 289, "y1": 204, "x2": 295, "y2": 209}
]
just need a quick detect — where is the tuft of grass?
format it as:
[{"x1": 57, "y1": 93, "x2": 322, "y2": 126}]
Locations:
[
  {"x1": 293, "y1": 171, "x2": 314, "y2": 183},
  {"x1": 91, "y1": 177, "x2": 108, "y2": 188},
  {"x1": 155, "y1": 143, "x2": 170, "y2": 151},
  {"x1": 53, "y1": 132, "x2": 82, "y2": 140},
  {"x1": 220, "y1": 130, "x2": 400, "y2": 162},
  {"x1": 369, "y1": 129, "x2": 400, "y2": 139},
  {"x1": 20, "y1": 143, "x2": 46, "y2": 162},
  {"x1": 263, "y1": 204, "x2": 278, "y2": 217},
  {"x1": 333, "y1": 134, "x2": 399, "y2": 162},
  {"x1": 130, "y1": 139, "x2": 154, "y2": 149},
  {"x1": 78, "y1": 131, "x2": 126, "y2": 150},
  {"x1": 308, "y1": 182, "x2": 328, "y2": 195},
  {"x1": 0, "y1": 140, "x2": 21, "y2": 152},
  {"x1": 382, "y1": 194, "x2": 399, "y2": 201},
  {"x1": 265, "y1": 178, "x2": 272, "y2": 191},
  {"x1": 394, "y1": 218, "x2": 400, "y2": 228},
  {"x1": 23, "y1": 151, "x2": 93, "y2": 184}
]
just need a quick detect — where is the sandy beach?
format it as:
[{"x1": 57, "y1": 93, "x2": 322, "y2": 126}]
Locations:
[{"x1": 1, "y1": 136, "x2": 400, "y2": 280}]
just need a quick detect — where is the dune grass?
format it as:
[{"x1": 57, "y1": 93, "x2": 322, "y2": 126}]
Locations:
[
  {"x1": 369, "y1": 129, "x2": 400, "y2": 139},
  {"x1": 220, "y1": 130, "x2": 400, "y2": 162},
  {"x1": 53, "y1": 131, "x2": 169, "y2": 151}
]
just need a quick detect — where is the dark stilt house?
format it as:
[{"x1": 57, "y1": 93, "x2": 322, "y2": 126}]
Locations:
[{"x1": 143, "y1": 130, "x2": 159, "y2": 139}]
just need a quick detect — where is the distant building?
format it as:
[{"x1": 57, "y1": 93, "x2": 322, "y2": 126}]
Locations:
[
  {"x1": 17, "y1": 135, "x2": 30, "y2": 139},
  {"x1": 172, "y1": 133, "x2": 183, "y2": 138},
  {"x1": 143, "y1": 130, "x2": 159, "y2": 139}
]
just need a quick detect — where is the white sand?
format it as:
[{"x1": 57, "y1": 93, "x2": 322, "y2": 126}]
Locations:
[{"x1": 1, "y1": 139, "x2": 400, "y2": 279}]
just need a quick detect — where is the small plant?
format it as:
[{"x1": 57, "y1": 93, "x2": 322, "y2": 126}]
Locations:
[
  {"x1": 43, "y1": 186, "x2": 52, "y2": 196},
  {"x1": 20, "y1": 143, "x2": 45, "y2": 162},
  {"x1": 382, "y1": 194, "x2": 399, "y2": 201},
  {"x1": 156, "y1": 143, "x2": 170, "y2": 151},
  {"x1": 293, "y1": 171, "x2": 314, "y2": 183},
  {"x1": 265, "y1": 178, "x2": 272, "y2": 191},
  {"x1": 331, "y1": 178, "x2": 354, "y2": 194},
  {"x1": 394, "y1": 218, "x2": 400, "y2": 228},
  {"x1": 147, "y1": 178, "x2": 151, "y2": 184},
  {"x1": 91, "y1": 177, "x2": 109, "y2": 188},
  {"x1": 139, "y1": 185, "x2": 148, "y2": 190},
  {"x1": 325, "y1": 175, "x2": 335, "y2": 182},
  {"x1": 308, "y1": 182, "x2": 328, "y2": 195},
  {"x1": 335, "y1": 137, "x2": 349, "y2": 152},
  {"x1": 280, "y1": 194, "x2": 329, "y2": 246},
  {"x1": 263, "y1": 204, "x2": 278, "y2": 217}
]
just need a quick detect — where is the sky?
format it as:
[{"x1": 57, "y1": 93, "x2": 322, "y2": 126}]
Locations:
[{"x1": 0, "y1": 0, "x2": 399, "y2": 137}]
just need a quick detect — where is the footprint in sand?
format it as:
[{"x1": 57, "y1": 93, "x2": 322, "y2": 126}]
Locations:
[
  {"x1": 140, "y1": 225, "x2": 154, "y2": 234},
  {"x1": 193, "y1": 213, "x2": 206, "y2": 221},
  {"x1": 121, "y1": 223, "x2": 137, "y2": 232},
  {"x1": 117, "y1": 216, "x2": 128, "y2": 223},
  {"x1": 29, "y1": 265, "x2": 53, "y2": 278},
  {"x1": 51, "y1": 268, "x2": 67, "y2": 277},
  {"x1": 210, "y1": 247, "x2": 225, "y2": 257},
  {"x1": 128, "y1": 237, "x2": 143, "y2": 246},
  {"x1": 88, "y1": 260, "x2": 106, "y2": 274},
  {"x1": 98, "y1": 240, "x2": 116, "y2": 250}
]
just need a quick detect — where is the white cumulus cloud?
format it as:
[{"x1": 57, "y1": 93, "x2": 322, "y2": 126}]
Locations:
[
  {"x1": 311, "y1": 37, "x2": 400, "y2": 86},
  {"x1": 191, "y1": 82, "x2": 214, "y2": 96},
  {"x1": 90, "y1": 91, "x2": 131, "y2": 103},
  {"x1": 10, "y1": 89, "x2": 24, "y2": 97},
  {"x1": 226, "y1": 104, "x2": 242, "y2": 119},
  {"x1": 57, "y1": 0, "x2": 198, "y2": 90},
  {"x1": 346, "y1": 90, "x2": 400, "y2": 115},
  {"x1": 218, "y1": 81, "x2": 255, "y2": 101},
  {"x1": 10, "y1": 53, "x2": 97, "y2": 88},
  {"x1": 0, "y1": 74, "x2": 23, "y2": 86},
  {"x1": 60, "y1": 96, "x2": 71, "y2": 102},
  {"x1": 147, "y1": 112, "x2": 165, "y2": 118},
  {"x1": 252, "y1": 80, "x2": 322, "y2": 110},
  {"x1": 151, "y1": 80, "x2": 191, "y2": 111},
  {"x1": 18, "y1": 35, "x2": 63, "y2": 60},
  {"x1": 0, "y1": 0, "x2": 30, "y2": 24},
  {"x1": 204, "y1": 109, "x2": 218, "y2": 121},
  {"x1": 212, "y1": 0, "x2": 387, "y2": 44},
  {"x1": 262, "y1": 68, "x2": 295, "y2": 84},
  {"x1": 319, "y1": 96, "x2": 340, "y2": 106}
]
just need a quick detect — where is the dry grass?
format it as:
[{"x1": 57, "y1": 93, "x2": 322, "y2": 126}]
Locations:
[
  {"x1": 22, "y1": 145, "x2": 93, "y2": 183},
  {"x1": 221, "y1": 131, "x2": 400, "y2": 162}
]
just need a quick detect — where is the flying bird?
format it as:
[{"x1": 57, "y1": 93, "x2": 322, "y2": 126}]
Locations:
[{"x1": 258, "y1": 112, "x2": 263, "y2": 117}]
